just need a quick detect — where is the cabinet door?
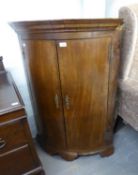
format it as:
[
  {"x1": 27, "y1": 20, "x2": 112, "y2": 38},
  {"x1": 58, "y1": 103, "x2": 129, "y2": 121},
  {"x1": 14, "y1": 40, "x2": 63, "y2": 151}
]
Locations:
[
  {"x1": 57, "y1": 37, "x2": 111, "y2": 151},
  {"x1": 23, "y1": 40, "x2": 66, "y2": 149}
]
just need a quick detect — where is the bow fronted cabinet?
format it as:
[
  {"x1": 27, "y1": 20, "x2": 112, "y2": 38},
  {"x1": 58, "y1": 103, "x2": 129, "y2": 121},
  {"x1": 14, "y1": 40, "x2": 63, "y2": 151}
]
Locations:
[{"x1": 10, "y1": 19, "x2": 123, "y2": 160}]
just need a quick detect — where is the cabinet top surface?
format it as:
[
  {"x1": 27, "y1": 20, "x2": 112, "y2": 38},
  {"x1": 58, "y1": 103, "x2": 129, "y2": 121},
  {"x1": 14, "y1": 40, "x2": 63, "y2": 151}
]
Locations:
[
  {"x1": 10, "y1": 18, "x2": 123, "y2": 33},
  {"x1": 0, "y1": 72, "x2": 23, "y2": 115}
]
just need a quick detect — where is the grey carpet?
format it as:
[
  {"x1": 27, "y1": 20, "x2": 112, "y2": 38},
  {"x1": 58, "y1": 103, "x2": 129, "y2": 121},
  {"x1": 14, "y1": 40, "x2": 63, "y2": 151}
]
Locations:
[{"x1": 36, "y1": 125, "x2": 138, "y2": 175}]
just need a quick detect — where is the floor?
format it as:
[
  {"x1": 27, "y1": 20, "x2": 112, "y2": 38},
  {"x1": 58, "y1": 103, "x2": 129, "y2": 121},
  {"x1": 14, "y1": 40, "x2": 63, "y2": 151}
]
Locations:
[{"x1": 36, "y1": 125, "x2": 138, "y2": 175}]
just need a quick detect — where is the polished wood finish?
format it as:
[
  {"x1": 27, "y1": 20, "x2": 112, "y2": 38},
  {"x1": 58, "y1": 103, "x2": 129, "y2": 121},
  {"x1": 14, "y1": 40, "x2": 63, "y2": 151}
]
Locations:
[
  {"x1": 0, "y1": 68, "x2": 44, "y2": 174},
  {"x1": 10, "y1": 19, "x2": 123, "y2": 160},
  {"x1": 10, "y1": 19, "x2": 122, "y2": 34},
  {"x1": 0, "y1": 145, "x2": 36, "y2": 175},
  {"x1": 0, "y1": 120, "x2": 28, "y2": 154},
  {"x1": 58, "y1": 38, "x2": 110, "y2": 151},
  {"x1": 23, "y1": 40, "x2": 66, "y2": 150}
]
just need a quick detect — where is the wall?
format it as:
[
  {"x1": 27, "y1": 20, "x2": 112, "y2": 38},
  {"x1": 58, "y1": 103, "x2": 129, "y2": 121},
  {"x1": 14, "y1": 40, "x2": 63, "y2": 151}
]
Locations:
[
  {"x1": 81, "y1": 0, "x2": 106, "y2": 18},
  {"x1": 0, "y1": 0, "x2": 106, "y2": 137}
]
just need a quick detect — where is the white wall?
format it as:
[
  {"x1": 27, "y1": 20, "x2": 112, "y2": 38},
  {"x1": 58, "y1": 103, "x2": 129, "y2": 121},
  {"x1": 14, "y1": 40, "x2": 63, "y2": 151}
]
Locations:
[
  {"x1": 0, "y1": 0, "x2": 106, "y2": 137},
  {"x1": 0, "y1": 22, "x2": 37, "y2": 137},
  {"x1": 106, "y1": 0, "x2": 138, "y2": 17},
  {"x1": 81, "y1": 0, "x2": 106, "y2": 18}
]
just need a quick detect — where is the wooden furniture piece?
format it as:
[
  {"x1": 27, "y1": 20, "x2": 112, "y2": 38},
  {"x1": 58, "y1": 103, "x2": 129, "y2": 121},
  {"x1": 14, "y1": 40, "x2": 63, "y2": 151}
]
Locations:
[
  {"x1": 10, "y1": 19, "x2": 123, "y2": 160},
  {"x1": 0, "y1": 58, "x2": 44, "y2": 174}
]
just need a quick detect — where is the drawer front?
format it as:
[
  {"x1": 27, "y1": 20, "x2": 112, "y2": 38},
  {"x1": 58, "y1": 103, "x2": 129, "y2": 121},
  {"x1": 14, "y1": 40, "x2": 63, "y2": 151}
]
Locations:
[
  {"x1": 0, "y1": 119, "x2": 28, "y2": 154},
  {"x1": 0, "y1": 145, "x2": 37, "y2": 175}
]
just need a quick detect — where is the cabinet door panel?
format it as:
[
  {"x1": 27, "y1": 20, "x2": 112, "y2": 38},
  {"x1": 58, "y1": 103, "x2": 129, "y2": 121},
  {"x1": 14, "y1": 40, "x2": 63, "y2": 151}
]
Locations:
[
  {"x1": 57, "y1": 38, "x2": 111, "y2": 150},
  {"x1": 23, "y1": 40, "x2": 66, "y2": 149}
]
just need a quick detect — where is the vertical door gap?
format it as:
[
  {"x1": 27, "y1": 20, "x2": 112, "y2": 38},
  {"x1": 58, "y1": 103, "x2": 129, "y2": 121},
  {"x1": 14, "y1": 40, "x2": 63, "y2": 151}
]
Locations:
[{"x1": 55, "y1": 40, "x2": 68, "y2": 148}]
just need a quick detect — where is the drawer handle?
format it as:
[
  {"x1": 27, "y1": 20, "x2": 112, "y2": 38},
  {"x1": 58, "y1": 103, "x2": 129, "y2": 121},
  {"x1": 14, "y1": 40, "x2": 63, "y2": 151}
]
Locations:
[{"x1": 0, "y1": 138, "x2": 6, "y2": 149}]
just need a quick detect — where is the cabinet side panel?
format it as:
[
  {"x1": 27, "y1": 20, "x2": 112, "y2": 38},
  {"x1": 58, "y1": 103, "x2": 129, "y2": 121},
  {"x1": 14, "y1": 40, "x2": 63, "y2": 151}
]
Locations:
[{"x1": 107, "y1": 29, "x2": 122, "y2": 133}]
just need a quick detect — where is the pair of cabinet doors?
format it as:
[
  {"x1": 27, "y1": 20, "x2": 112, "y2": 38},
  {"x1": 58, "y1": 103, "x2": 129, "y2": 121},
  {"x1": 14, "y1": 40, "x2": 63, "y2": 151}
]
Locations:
[{"x1": 24, "y1": 37, "x2": 111, "y2": 152}]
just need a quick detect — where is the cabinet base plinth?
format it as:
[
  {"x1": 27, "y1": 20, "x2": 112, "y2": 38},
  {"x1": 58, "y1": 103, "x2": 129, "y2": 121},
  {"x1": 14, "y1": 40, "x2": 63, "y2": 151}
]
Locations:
[
  {"x1": 36, "y1": 135, "x2": 114, "y2": 161},
  {"x1": 60, "y1": 152, "x2": 78, "y2": 161},
  {"x1": 100, "y1": 145, "x2": 114, "y2": 157}
]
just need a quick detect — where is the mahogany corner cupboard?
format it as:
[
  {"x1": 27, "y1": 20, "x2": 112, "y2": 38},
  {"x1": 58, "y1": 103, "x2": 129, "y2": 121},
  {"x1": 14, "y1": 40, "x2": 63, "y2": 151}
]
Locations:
[{"x1": 10, "y1": 19, "x2": 123, "y2": 160}]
